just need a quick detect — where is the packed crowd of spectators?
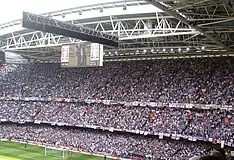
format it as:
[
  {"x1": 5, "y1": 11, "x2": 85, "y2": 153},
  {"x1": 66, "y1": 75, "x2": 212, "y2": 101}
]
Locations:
[
  {"x1": 0, "y1": 123, "x2": 211, "y2": 159},
  {"x1": 0, "y1": 57, "x2": 233, "y2": 159},
  {"x1": 0, "y1": 100, "x2": 233, "y2": 143},
  {"x1": 0, "y1": 64, "x2": 32, "y2": 96},
  {"x1": 0, "y1": 101, "x2": 20, "y2": 120},
  {"x1": 0, "y1": 64, "x2": 18, "y2": 81},
  {"x1": 0, "y1": 58, "x2": 233, "y2": 105}
]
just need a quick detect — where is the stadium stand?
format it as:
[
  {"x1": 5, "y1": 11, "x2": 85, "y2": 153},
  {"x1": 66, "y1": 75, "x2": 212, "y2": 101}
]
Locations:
[
  {"x1": 0, "y1": 57, "x2": 234, "y2": 159},
  {"x1": 0, "y1": 123, "x2": 211, "y2": 160},
  {"x1": 0, "y1": 101, "x2": 234, "y2": 143},
  {"x1": 0, "y1": 58, "x2": 233, "y2": 105}
]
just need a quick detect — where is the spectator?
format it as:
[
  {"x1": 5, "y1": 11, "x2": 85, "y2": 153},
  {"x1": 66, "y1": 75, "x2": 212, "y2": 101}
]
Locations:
[{"x1": 0, "y1": 123, "x2": 210, "y2": 160}]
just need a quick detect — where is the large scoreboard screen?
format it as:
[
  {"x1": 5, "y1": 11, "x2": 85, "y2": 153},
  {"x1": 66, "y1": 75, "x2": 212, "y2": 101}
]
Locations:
[{"x1": 61, "y1": 42, "x2": 103, "y2": 68}]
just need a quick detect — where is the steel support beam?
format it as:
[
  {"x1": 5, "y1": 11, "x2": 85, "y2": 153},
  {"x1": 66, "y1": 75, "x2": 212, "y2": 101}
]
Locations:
[
  {"x1": 145, "y1": 0, "x2": 229, "y2": 49},
  {"x1": 22, "y1": 12, "x2": 119, "y2": 47},
  {"x1": 3, "y1": 13, "x2": 200, "y2": 50},
  {"x1": 198, "y1": 17, "x2": 234, "y2": 26}
]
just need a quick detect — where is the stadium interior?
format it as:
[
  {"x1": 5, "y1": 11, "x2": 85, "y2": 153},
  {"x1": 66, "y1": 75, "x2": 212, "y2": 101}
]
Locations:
[{"x1": 0, "y1": 0, "x2": 234, "y2": 160}]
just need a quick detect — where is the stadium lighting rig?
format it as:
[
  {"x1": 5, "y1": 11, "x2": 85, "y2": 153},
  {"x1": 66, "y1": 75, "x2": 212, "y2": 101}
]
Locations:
[{"x1": 22, "y1": 12, "x2": 119, "y2": 47}]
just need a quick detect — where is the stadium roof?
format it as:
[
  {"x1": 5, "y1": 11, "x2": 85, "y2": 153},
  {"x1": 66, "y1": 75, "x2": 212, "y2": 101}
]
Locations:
[
  {"x1": 0, "y1": 0, "x2": 234, "y2": 61},
  {"x1": 0, "y1": 0, "x2": 117, "y2": 23}
]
